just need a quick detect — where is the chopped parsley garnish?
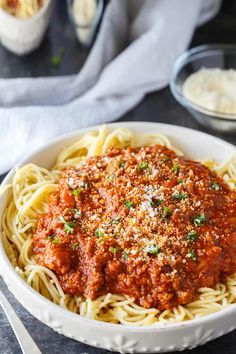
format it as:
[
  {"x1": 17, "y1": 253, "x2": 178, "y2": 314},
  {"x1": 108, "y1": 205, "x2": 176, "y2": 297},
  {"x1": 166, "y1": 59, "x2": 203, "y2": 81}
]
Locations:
[
  {"x1": 105, "y1": 174, "x2": 116, "y2": 182},
  {"x1": 64, "y1": 221, "x2": 75, "y2": 234},
  {"x1": 114, "y1": 231, "x2": 120, "y2": 238},
  {"x1": 145, "y1": 244, "x2": 161, "y2": 255},
  {"x1": 139, "y1": 161, "x2": 148, "y2": 170},
  {"x1": 163, "y1": 155, "x2": 170, "y2": 162},
  {"x1": 185, "y1": 230, "x2": 198, "y2": 242},
  {"x1": 51, "y1": 47, "x2": 65, "y2": 66},
  {"x1": 125, "y1": 201, "x2": 134, "y2": 209},
  {"x1": 122, "y1": 251, "x2": 129, "y2": 261},
  {"x1": 172, "y1": 192, "x2": 187, "y2": 200},
  {"x1": 47, "y1": 235, "x2": 55, "y2": 241},
  {"x1": 178, "y1": 178, "x2": 184, "y2": 185},
  {"x1": 150, "y1": 197, "x2": 163, "y2": 207},
  {"x1": 119, "y1": 160, "x2": 125, "y2": 168},
  {"x1": 95, "y1": 228, "x2": 104, "y2": 238},
  {"x1": 172, "y1": 163, "x2": 180, "y2": 174},
  {"x1": 52, "y1": 238, "x2": 61, "y2": 245},
  {"x1": 59, "y1": 216, "x2": 66, "y2": 222},
  {"x1": 188, "y1": 250, "x2": 197, "y2": 261},
  {"x1": 109, "y1": 246, "x2": 119, "y2": 254},
  {"x1": 72, "y1": 208, "x2": 81, "y2": 217},
  {"x1": 72, "y1": 243, "x2": 79, "y2": 251},
  {"x1": 72, "y1": 189, "x2": 81, "y2": 197},
  {"x1": 162, "y1": 206, "x2": 172, "y2": 219},
  {"x1": 193, "y1": 213, "x2": 207, "y2": 227},
  {"x1": 60, "y1": 216, "x2": 75, "y2": 234},
  {"x1": 51, "y1": 55, "x2": 62, "y2": 66},
  {"x1": 211, "y1": 182, "x2": 221, "y2": 191},
  {"x1": 110, "y1": 217, "x2": 120, "y2": 225}
]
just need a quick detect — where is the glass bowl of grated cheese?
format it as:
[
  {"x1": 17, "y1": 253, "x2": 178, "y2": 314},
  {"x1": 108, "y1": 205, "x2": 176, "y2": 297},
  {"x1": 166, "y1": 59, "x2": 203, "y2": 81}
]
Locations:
[{"x1": 170, "y1": 44, "x2": 236, "y2": 133}]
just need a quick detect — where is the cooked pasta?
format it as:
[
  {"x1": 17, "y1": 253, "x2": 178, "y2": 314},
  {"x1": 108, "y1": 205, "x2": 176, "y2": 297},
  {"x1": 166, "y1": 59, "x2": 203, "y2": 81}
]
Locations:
[
  {"x1": 0, "y1": 0, "x2": 46, "y2": 19},
  {"x1": 1, "y1": 126, "x2": 236, "y2": 326}
]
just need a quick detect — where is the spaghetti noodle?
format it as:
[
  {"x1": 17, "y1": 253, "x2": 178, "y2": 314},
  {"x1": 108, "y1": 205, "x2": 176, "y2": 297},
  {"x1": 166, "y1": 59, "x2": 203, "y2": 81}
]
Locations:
[
  {"x1": 0, "y1": 0, "x2": 46, "y2": 19},
  {"x1": 1, "y1": 126, "x2": 236, "y2": 326}
]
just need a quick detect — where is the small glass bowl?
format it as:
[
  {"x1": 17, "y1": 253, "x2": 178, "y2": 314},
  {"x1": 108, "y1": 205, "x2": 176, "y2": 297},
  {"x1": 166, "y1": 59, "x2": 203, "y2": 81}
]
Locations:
[
  {"x1": 170, "y1": 44, "x2": 236, "y2": 133},
  {"x1": 67, "y1": 0, "x2": 104, "y2": 48}
]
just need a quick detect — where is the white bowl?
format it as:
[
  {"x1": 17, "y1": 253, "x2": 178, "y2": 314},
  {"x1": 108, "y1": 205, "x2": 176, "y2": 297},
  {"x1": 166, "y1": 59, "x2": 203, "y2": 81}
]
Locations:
[
  {"x1": 0, "y1": 0, "x2": 52, "y2": 55},
  {"x1": 0, "y1": 122, "x2": 236, "y2": 353}
]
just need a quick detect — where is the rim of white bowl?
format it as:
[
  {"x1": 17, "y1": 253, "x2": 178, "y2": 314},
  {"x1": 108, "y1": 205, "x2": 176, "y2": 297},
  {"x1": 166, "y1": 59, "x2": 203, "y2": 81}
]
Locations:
[{"x1": 0, "y1": 121, "x2": 236, "y2": 332}]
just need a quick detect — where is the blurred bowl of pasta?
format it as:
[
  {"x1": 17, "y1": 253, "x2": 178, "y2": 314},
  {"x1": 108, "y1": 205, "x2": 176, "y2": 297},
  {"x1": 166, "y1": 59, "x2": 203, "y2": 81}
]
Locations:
[{"x1": 0, "y1": 0, "x2": 52, "y2": 55}]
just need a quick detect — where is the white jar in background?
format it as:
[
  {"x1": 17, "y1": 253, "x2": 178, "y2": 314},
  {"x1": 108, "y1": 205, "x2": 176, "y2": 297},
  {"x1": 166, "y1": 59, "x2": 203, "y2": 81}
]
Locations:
[
  {"x1": 67, "y1": 0, "x2": 104, "y2": 47},
  {"x1": 0, "y1": 0, "x2": 52, "y2": 56}
]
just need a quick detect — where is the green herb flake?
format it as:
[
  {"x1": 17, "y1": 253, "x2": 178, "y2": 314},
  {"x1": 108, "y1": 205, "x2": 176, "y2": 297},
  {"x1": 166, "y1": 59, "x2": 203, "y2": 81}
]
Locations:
[
  {"x1": 51, "y1": 55, "x2": 61, "y2": 66},
  {"x1": 211, "y1": 182, "x2": 221, "y2": 191},
  {"x1": 185, "y1": 230, "x2": 198, "y2": 242},
  {"x1": 110, "y1": 217, "x2": 121, "y2": 225},
  {"x1": 125, "y1": 201, "x2": 134, "y2": 209},
  {"x1": 139, "y1": 161, "x2": 148, "y2": 170},
  {"x1": 193, "y1": 213, "x2": 207, "y2": 227},
  {"x1": 59, "y1": 216, "x2": 65, "y2": 223},
  {"x1": 114, "y1": 231, "x2": 120, "y2": 238},
  {"x1": 72, "y1": 208, "x2": 81, "y2": 217},
  {"x1": 51, "y1": 47, "x2": 65, "y2": 66},
  {"x1": 105, "y1": 175, "x2": 116, "y2": 182},
  {"x1": 72, "y1": 189, "x2": 81, "y2": 197},
  {"x1": 162, "y1": 206, "x2": 172, "y2": 219},
  {"x1": 172, "y1": 163, "x2": 180, "y2": 174},
  {"x1": 47, "y1": 235, "x2": 55, "y2": 241},
  {"x1": 172, "y1": 192, "x2": 187, "y2": 200},
  {"x1": 72, "y1": 243, "x2": 79, "y2": 251},
  {"x1": 163, "y1": 155, "x2": 170, "y2": 162},
  {"x1": 122, "y1": 251, "x2": 129, "y2": 261},
  {"x1": 109, "y1": 246, "x2": 119, "y2": 254},
  {"x1": 188, "y1": 250, "x2": 197, "y2": 261},
  {"x1": 95, "y1": 228, "x2": 104, "y2": 238},
  {"x1": 51, "y1": 238, "x2": 61, "y2": 245},
  {"x1": 178, "y1": 178, "x2": 184, "y2": 185},
  {"x1": 60, "y1": 216, "x2": 75, "y2": 234},
  {"x1": 150, "y1": 197, "x2": 163, "y2": 207},
  {"x1": 144, "y1": 244, "x2": 161, "y2": 255},
  {"x1": 119, "y1": 160, "x2": 125, "y2": 168},
  {"x1": 64, "y1": 221, "x2": 75, "y2": 234}
]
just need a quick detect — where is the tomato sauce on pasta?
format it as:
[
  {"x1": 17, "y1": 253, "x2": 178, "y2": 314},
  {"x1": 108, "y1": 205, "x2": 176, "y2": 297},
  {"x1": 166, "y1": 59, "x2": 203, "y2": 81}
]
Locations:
[{"x1": 33, "y1": 144, "x2": 236, "y2": 310}]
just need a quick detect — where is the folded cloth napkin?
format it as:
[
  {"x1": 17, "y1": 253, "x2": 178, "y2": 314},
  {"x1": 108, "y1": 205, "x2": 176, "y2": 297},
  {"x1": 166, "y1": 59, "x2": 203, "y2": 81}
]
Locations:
[{"x1": 0, "y1": 0, "x2": 221, "y2": 174}]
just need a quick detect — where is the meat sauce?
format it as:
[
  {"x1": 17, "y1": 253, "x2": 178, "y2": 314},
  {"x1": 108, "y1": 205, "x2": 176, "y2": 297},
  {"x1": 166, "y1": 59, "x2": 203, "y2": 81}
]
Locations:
[
  {"x1": 6, "y1": 0, "x2": 18, "y2": 8},
  {"x1": 33, "y1": 145, "x2": 236, "y2": 310}
]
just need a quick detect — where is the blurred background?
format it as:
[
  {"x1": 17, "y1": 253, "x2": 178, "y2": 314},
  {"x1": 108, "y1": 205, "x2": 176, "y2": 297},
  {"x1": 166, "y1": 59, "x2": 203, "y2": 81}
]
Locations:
[
  {"x1": 0, "y1": 0, "x2": 235, "y2": 148},
  {"x1": 0, "y1": 0, "x2": 235, "y2": 78}
]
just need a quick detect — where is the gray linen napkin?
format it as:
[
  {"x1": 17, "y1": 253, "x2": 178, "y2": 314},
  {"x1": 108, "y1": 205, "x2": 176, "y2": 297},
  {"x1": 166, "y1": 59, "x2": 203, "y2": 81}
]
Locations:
[{"x1": 0, "y1": 0, "x2": 221, "y2": 173}]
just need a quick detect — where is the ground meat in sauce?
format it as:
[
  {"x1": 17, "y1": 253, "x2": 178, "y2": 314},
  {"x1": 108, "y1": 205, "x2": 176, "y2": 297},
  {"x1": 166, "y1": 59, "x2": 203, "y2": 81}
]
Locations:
[
  {"x1": 6, "y1": 0, "x2": 18, "y2": 8},
  {"x1": 33, "y1": 145, "x2": 236, "y2": 310}
]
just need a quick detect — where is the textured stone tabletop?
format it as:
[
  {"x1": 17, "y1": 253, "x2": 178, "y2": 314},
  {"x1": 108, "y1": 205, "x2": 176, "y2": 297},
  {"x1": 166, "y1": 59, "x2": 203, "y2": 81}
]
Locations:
[{"x1": 0, "y1": 1, "x2": 236, "y2": 353}]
